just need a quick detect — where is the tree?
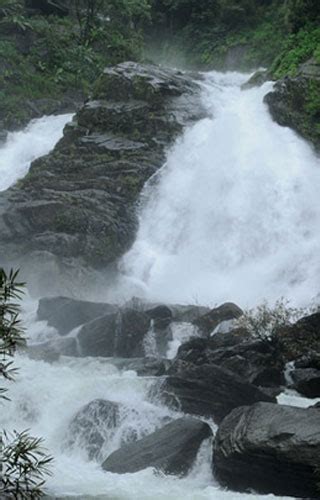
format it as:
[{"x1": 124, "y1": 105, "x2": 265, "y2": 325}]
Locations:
[
  {"x1": 0, "y1": 268, "x2": 52, "y2": 498},
  {"x1": 71, "y1": 0, "x2": 151, "y2": 43}
]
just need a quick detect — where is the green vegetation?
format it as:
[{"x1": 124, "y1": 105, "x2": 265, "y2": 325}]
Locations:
[
  {"x1": 0, "y1": 0, "x2": 151, "y2": 128},
  {"x1": 0, "y1": 268, "x2": 53, "y2": 497},
  {"x1": 0, "y1": 0, "x2": 319, "y2": 129}
]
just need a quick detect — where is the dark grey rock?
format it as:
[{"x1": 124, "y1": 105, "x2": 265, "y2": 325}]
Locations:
[
  {"x1": 291, "y1": 368, "x2": 320, "y2": 398},
  {"x1": 162, "y1": 363, "x2": 275, "y2": 423},
  {"x1": 77, "y1": 308, "x2": 150, "y2": 358},
  {"x1": 264, "y1": 67, "x2": 320, "y2": 150},
  {"x1": 193, "y1": 303, "x2": 243, "y2": 336},
  {"x1": 110, "y1": 357, "x2": 172, "y2": 376},
  {"x1": 146, "y1": 305, "x2": 173, "y2": 329},
  {"x1": 26, "y1": 336, "x2": 78, "y2": 361},
  {"x1": 37, "y1": 296, "x2": 117, "y2": 335},
  {"x1": 214, "y1": 402, "x2": 320, "y2": 498},
  {"x1": 67, "y1": 399, "x2": 121, "y2": 460},
  {"x1": 172, "y1": 333, "x2": 284, "y2": 388},
  {"x1": 102, "y1": 417, "x2": 212, "y2": 475},
  {"x1": 241, "y1": 69, "x2": 270, "y2": 90}
]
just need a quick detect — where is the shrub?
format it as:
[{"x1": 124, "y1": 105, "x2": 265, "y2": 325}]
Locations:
[{"x1": 0, "y1": 268, "x2": 53, "y2": 498}]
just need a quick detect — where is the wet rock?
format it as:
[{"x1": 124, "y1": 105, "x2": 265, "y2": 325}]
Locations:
[
  {"x1": 241, "y1": 69, "x2": 270, "y2": 90},
  {"x1": 295, "y1": 352, "x2": 320, "y2": 370},
  {"x1": 111, "y1": 357, "x2": 172, "y2": 376},
  {"x1": 214, "y1": 402, "x2": 320, "y2": 498},
  {"x1": 77, "y1": 308, "x2": 150, "y2": 358},
  {"x1": 162, "y1": 363, "x2": 275, "y2": 423},
  {"x1": 115, "y1": 308, "x2": 151, "y2": 357},
  {"x1": 0, "y1": 62, "x2": 205, "y2": 294},
  {"x1": 37, "y1": 296, "x2": 117, "y2": 335},
  {"x1": 67, "y1": 399, "x2": 121, "y2": 460},
  {"x1": 102, "y1": 417, "x2": 212, "y2": 475},
  {"x1": 26, "y1": 337, "x2": 78, "y2": 362},
  {"x1": 172, "y1": 327, "x2": 284, "y2": 388},
  {"x1": 193, "y1": 303, "x2": 243, "y2": 336},
  {"x1": 146, "y1": 305, "x2": 173, "y2": 329},
  {"x1": 265, "y1": 61, "x2": 320, "y2": 150},
  {"x1": 291, "y1": 368, "x2": 320, "y2": 398}
]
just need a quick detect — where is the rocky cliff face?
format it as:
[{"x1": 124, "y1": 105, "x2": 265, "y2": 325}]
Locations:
[
  {"x1": 0, "y1": 62, "x2": 205, "y2": 293},
  {"x1": 265, "y1": 58, "x2": 320, "y2": 150}
]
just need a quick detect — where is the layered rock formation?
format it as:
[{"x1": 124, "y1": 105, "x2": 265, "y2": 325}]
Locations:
[{"x1": 0, "y1": 62, "x2": 205, "y2": 293}]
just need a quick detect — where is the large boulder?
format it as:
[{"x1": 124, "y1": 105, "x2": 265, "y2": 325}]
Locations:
[
  {"x1": 67, "y1": 399, "x2": 121, "y2": 460},
  {"x1": 102, "y1": 417, "x2": 212, "y2": 475},
  {"x1": 0, "y1": 62, "x2": 205, "y2": 294},
  {"x1": 265, "y1": 59, "x2": 320, "y2": 150},
  {"x1": 214, "y1": 402, "x2": 320, "y2": 498},
  {"x1": 291, "y1": 368, "x2": 320, "y2": 398},
  {"x1": 162, "y1": 363, "x2": 275, "y2": 423},
  {"x1": 77, "y1": 308, "x2": 150, "y2": 357},
  {"x1": 193, "y1": 303, "x2": 243, "y2": 336},
  {"x1": 26, "y1": 336, "x2": 78, "y2": 362},
  {"x1": 172, "y1": 329, "x2": 284, "y2": 388},
  {"x1": 37, "y1": 296, "x2": 117, "y2": 335}
]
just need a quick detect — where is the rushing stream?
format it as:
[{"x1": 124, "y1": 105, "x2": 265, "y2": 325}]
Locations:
[
  {"x1": 0, "y1": 71, "x2": 319, "y2": 499},
  {"x1": 0, "y1": 113, "x2": 73, "y2": 192}
]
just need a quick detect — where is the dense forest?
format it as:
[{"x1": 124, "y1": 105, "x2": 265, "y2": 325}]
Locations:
[{"x1": 0, "y1": 0, "x2": 319, "y2": 129}]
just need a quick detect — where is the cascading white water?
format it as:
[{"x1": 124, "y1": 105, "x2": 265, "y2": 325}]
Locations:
[
  {"x1": 0, "y1": 300, "x2": 293, "y2": 499},
  {"x1": 0, "y1": 75, "x2": 317, "y2": 499},
  {"x1": 0, "y1": 113, "x2": 73, "y2": 191},
  {"x1": 120, "y1": 71, "x2": 320, "y2": 309}
]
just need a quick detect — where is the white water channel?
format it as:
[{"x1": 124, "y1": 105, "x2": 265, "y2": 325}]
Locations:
[
  {"x1": 0, "y1": 113, "x2": 73, "y2": 191},
  {"x1": 0, "y1": 72, "x2": 319, "y2": 498},
  {"x1": 121, "y1": 71, "x2": 320, "y2": 309}
]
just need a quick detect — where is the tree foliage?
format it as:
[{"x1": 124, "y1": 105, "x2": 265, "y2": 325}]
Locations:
[{"x1": 0, "y1": 268, "x2": 53, "y2": 498}]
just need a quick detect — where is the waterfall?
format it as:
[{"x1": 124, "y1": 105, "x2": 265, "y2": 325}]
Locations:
[
  {"x1": 0, "y1": 73, "x2": 316, "y2": 499},
  {"x1": 120, "y1": 71, "x2": 320, "y2": 308},
  {"x1": 0, "y1": 114, "x2": 73, "y2": 192}
]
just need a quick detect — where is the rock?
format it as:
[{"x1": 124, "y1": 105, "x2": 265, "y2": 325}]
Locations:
[
  {"x1": 193, "y1": 303, "x2": 243, "y2": 336},
  {"x1": 162, "y1": 363, "x2": 275, "y2": 423},
  {"x1": 77, "y1": 308, "x2": 150, "y2": 358},
  {"x1": 264, "y1": 62, "x2": 320, "y2": 150},
  {"x1": 298, "y1": 57, "x2": 320, "y2": 79},
  {"x1": 37, "y1": 296, "x2": 117, "y2": 335},
  {"x1": 295, "y1": 351, "x2": 320, "y2": 369},
  {"x1": 146, "y1": 305, "x2": 173, "y2": 329},
  {"x1": 171, "y1": 328, "x2": 284, "y2": 388},
  {"x1": 0, "y1": 62, "x2": 206, "y2": 295},
  {"x1": 170, "y1": 304, "x2": 210, "y2": 323},
  {"x1": 276, "y1": 312, "x2": 320, "y2": 362},
  {"x1": 115, "y1": 308, "x2": 151, "y2": 357},
  {"x1": 26, "y1": 337, "x2": 78, "y2": 361},
  {"x1": 214, "y1": 402, "x2": 320, "y2": 498},
  {"x1": 67, "y1": 399, "x2": 121, "y2": 460},
  {"x1": 291, "y1": 368, "x2": 320, "y2": 398},
  {"x1": 102, "y1": 417, "x2": 212, "y2": 475},
  {"x1": 111, "y1": 357, "x2": 172, "y2": 376},
  {"x1": 241, "y1": 69, "x2": 270, "y2": 90}
]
